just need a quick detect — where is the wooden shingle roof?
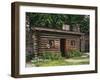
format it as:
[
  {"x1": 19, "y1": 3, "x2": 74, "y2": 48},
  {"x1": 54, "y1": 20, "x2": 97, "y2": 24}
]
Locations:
[{"x1": 32, "y1": 27, "x2": 84, "y2": 35}]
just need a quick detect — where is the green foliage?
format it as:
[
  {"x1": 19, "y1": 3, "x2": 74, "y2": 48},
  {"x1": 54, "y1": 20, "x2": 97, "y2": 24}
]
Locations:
[
  {"x1": 66, "y1": 49, "x2": 82, "y2": 58},
  {"x1": 41, "y1": 51, "x2": 63, "y2": 60},
  {"x1": 31, "y1": 51, "x2": 64, "y2": 66},
  {"x1": 80, "y1": 16, "x2": 89, "y2": 33},
  {"x1": 26, "y1": 12, "x2": 89, "y2": 33},
  {"x1": 31, "y1": 56, "x2": 89, "y2": 67},
  {"x1": 26, "y1": 52, "x2": 34, "y2": 62},
  {"x1": 30, "y1": 51, "x2": 89, "y2": 67}
]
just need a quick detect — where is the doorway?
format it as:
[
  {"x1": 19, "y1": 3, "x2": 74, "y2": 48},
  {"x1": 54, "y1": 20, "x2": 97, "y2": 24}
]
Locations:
[{"x1": 60, "y1": 39, "x2": 66, "y2": 57}]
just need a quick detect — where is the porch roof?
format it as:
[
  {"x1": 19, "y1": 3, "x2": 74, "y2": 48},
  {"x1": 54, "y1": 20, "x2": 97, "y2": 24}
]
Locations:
[{"x1": 32, "y1": 27, "x2": 84, "y2": 35}]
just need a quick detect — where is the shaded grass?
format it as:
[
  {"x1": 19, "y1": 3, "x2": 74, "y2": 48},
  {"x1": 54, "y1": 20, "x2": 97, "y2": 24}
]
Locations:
[
  {"x1": 32, "y1": 56, "x2": 89, "y2": 67},
  {"x1": 71, "y1": 56, "x2": 89, "y2": 60}
]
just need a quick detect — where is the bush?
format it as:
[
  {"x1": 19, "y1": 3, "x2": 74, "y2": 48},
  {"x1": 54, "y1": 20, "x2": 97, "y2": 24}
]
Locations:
[
  {"x1": 41, "y1": 51, "x2": 63, "y2": 60},
  {"x1": 26, "y1": 52, "x2": 34, "y2": 62},
  {"x1": 66, "y1": 49, "x2": 82, "y2": 58}
]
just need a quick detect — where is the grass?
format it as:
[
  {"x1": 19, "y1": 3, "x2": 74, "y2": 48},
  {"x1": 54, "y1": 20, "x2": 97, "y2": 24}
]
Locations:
[
  {"x1": 35, "y1": 60, "x2": 67, "y2": 66},
  {"x1": 26, "y1": 51, "x2": 89, "y2": 67},
  {"x1": 31, "y1": 56, "x2": 89, "y2": 67}
]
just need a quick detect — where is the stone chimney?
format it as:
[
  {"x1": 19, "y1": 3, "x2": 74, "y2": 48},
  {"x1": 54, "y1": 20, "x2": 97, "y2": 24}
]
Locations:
[
  {"x1": 72, "y1": 24, "x2": 80, "y2": 32},
  {"x1": 62, "y1": 24, "x2": 70, "y2": 31}
]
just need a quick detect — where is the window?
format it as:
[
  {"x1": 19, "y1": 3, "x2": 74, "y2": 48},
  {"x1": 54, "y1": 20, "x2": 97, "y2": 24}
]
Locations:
[
  {"x1": 49, "y1": 40, "x2": 55, "y2": 48},
  {"x1": 71, "y1": 40, "x2": 75, "y2": 46},
  {"x1": 46, "y1": 40, "x2": 55, "y2": 48}
]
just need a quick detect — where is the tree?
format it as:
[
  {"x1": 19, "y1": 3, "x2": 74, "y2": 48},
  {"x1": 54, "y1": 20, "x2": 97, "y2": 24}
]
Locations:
[
  {"x1": 26, "y1": 13, "x2": 89, "y2": 33},
  {"x1": 80, "y1": 15, "x2": 89, "y2": 33}
]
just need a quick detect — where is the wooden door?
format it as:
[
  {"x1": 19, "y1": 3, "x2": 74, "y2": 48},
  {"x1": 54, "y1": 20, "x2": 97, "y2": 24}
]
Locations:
[{"x1": 60, "y1": 39, "x2": 66, "y2": 57}]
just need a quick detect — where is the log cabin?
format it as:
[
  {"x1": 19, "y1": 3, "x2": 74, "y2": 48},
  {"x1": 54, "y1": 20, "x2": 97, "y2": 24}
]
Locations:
[{"x1": 26, "y1": 24, "x2": 89, "y2": 58}]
